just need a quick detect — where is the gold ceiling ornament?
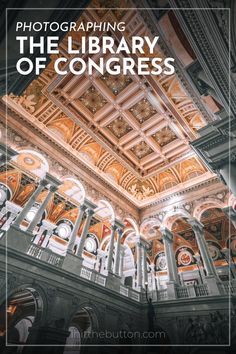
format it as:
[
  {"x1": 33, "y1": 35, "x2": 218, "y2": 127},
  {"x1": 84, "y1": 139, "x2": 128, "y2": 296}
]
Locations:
[
  {"x1": 153, "y1": 126, "x2": 177, "y2": 147},
  {"x1": 129, "y1": 98, "x2": 157, "y2": 123},
  {"x1": 47, "y1": 116, "x2": 75, "y2": 142},
  {"x1": 24, "y1": 80, "x2": 47, "y2": 112},
  {"x1": 128, "y1": 180, "x2": 155, "y2": 201},
  {"x1": 9, "y1": 93, "x2": 37, "y2": 114},
  {"x1": 107, "y1": 117, "x2": 132, "y2": 138},
  {"x1": 131, "y1": 141, "x2": 153, "y2": 159},
  {"x1": 4, "y1": 3, "x2": 215, "y2": 205},
  {"x1": 101, "y1": 70, "x2": 132, "y2": 95},
  {"x1": 79, "y1": 86, "x2": 107, "y2": 113}
]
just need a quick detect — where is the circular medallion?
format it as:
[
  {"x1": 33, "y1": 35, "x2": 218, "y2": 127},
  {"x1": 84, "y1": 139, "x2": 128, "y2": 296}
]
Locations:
[
  {"x1": 178, "y1": 250, "x2": 192, "y2": 266},
  {"x1": 156, "y1": 254, "x2": 167, "y2": 271},
  {"x1": 25, "y1": 206, "x2": 38, "y2": 222},
  {"x1": 0, "y1": 189, "x2": 7, "y2": 203},
  {"x1": 208, "y1": 244, "x2": 220, "y2": 260},
  {"x1": 57, "y1": 223, "x2": 71, "y2": 239},
  {"x1": 84, "y1": 237, "x2": 96, "y2": 253}
]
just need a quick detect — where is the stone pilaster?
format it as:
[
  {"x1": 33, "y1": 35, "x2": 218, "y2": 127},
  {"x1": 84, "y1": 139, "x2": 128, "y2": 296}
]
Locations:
[
  {"x1": 66, "y1": 203, "x2": 87, "y2": 254},
  {"x1": 136, "y1": 241, "x2": 142, "y2": 290},
  {"x1": 160, "y1": 227, "x2": 179, "y2": 285},
  {"x1": 189, "y1": 219, "x2": 218, "y2": 278},
  {"x1": 142, "y1": 244, "x2": 148, "y2": 287},
  {"x1": 76, "y1": 206, "x2": 96, "y2": 258},
  {"x1": 189, "y1": 219, "x2": 221, "y2": 295},
  {"x1": 114, "y1": 227, "x2": 123, "y2": 276}
]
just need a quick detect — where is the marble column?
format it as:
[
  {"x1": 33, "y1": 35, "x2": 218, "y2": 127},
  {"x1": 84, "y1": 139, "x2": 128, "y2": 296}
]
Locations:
[
  {"x1": 150, "y1": 264, "x2": 156, "y2": 292},
  {"x1": 27, "y1": 185, "x2": 58, "y2": 234},
  {"x1": 76, "y1": 208, "x2": 95, "y2": 258},
  {"x1": 160, "y1": 227, "x2": 179, "y2": 284},
  {"x1": 67, "y1": 203, "x2": 87, "y2": 254},
  {"x1": 106, "y1": 223, "x2": 117, "y2": 273},
  {"x1": 194, "y1": 254, "x2": 205, "y2": 283},
  {"x1": 142, "y1": 244, "x2": 148, "y2": 287},
  {"x1": 136, "y1": 241, "x2": 142, "y2": 289},
  {"x1": 189, "y1": 219, "x2": 218, "y2": 278},
  {"x1": 13, "y1": 178, "x2": 49, "y2": 228},
  {"x1": 119, "y1": 246, "x2": 125, "y2": 277},
  {"x1": 114, "y1": 228, "x2": 123, "y2": 276},
  {"x1": 223, "y1": 206, "x2": 236, "y2": 229},
  {"x1": 0, "y1": 143, "x2": 17, "y2": 166}
]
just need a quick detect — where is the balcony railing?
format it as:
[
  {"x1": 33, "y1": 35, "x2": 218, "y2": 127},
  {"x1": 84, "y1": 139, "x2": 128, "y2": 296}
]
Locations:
[
  {"x1": 222, "y1": 281, "x2": 236, "y2": 295},
  {"x1": 157, "y1": 289, "x2": 168, "y2": 301},
  {"x1": 2, "y1": 224, "x2": 236, "y2": 304},
  {"x1": 176, "y1": 286, "x2": 189, "y2": 299},
  {"x1": 27, "y1": 243, "x2": 64, "y2": 267},
  {"x1": 194, "y1": 284, "x2": 209, "y2": 297}
]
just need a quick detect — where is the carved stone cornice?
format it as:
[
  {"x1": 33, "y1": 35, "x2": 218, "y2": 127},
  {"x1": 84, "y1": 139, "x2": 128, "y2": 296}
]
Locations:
[
  {"x1": 0, "y1": 104, "x2": 139, "y2": 220},
  {"x1": 140, "y1": 182, "x2": 228, "y2": 221},
  {"x1": 169, "y1": 0, "x2": 236, "y2": 115},
  {"x1": 191, "y1": 116, "x2": 236, "y2": 171}
]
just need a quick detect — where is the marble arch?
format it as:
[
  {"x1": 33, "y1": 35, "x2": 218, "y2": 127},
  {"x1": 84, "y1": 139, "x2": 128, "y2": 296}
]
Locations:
[
  {"x1": 125, "y1": 217, "x2": 139, "y2": 235},
  {"x1": 121, "y1": 227, "x2": 134, "y2": 243},
  {"x1": 1, "y1": 283, "x2": 47, "y2": 325},
  {"x1": 59, "y1": 177, "x2": 86, "y2": 203},
  {"x1": 162, "y1": 209, "x2": 192, "y2": 230},
  {"x1": 193, "y1": 198, "x2": 227, "y2": 221},
  {"x1": 140, "y1": 217, "x2": 162, "y2": 236},
  {"x1": 100, "y1": 235, "x2": 111, "y2": 251},
  {"x1": 95, "y1": 199, "x2": 115, "y2": 222}
]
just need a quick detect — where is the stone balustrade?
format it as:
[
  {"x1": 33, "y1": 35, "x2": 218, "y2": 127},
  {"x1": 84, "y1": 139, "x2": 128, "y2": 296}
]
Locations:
[{"x1": 1, "y1": 222, "x2": 235, "y2": 303}]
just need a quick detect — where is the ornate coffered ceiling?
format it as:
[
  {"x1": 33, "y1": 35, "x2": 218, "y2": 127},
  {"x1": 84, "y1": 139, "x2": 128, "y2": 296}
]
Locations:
[{"x1": 3, "y1": 2, "x2": 217, "y2": 207}]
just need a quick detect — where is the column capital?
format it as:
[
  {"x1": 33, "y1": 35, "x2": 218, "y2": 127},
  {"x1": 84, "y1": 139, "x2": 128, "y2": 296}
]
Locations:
[
  {"x1": 193, "y1": 253, "x2": 202, "y2": 265},
  {"x1": 117, "y1": 228, "x2": 123, "y2": 237},
  {"x1": 85, "y1": 208, "x2": 95, "y2": 217},
  {"x1": 111, "y1": 223, "x2": 118, "y2": 232},
  {"x1": 79, "y1": 203, "x2": 87, "y2": 212},
  {"x1": 160, "y1": 226, "x2": 173, "y2": 243},
  {"x1": 39, "y1": 178, "x2": 49, "y2": 187},
  {"x1": 0, "y1": 143, "x2": 18, "y2": 161},
  {"x1": 49, "y1": 185, "x2": 58, "y2": 193},
  {"x1": 114, "y1": 219, "x2": 124, "y2": 230},
  {"x1": 188, "y1": 218, "x2": 204, "y2": 233},
  {"x1": 84, "y1": 198, "x2": 97, "y2": 211},
  {"x1": 221, "y1": 248, "x2": 230, "y2": 260},
  {"x1": 44, "y1": 173, "x2": 61, "y2": 188}
]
